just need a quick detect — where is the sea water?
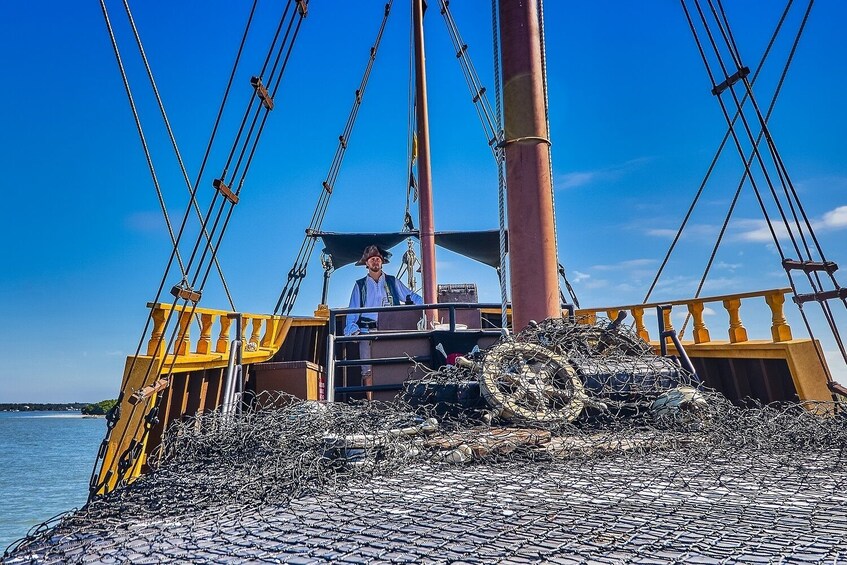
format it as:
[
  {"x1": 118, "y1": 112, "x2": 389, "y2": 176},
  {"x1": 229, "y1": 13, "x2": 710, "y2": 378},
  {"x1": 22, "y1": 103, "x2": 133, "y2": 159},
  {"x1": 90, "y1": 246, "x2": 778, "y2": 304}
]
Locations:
[{"x1": 0, "y1": 411, "x2": 104, "y2": 551}]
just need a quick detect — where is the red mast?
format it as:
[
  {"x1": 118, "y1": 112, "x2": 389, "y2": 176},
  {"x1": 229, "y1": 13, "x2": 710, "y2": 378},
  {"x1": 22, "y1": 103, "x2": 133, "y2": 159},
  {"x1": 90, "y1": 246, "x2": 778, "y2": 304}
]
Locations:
[
  {"x1": 498, "y1": 0, "x2": 561, "y2": 331},
  {"x1": 413, "y1": 0, "x2": 437, "y2": 309}
]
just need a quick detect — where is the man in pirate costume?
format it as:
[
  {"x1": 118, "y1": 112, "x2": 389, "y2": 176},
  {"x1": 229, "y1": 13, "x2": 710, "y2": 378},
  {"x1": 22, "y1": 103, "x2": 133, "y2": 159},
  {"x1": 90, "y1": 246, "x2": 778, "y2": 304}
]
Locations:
[{"x1": 344, "y1": 244, "x2": 423, "y2": 391}]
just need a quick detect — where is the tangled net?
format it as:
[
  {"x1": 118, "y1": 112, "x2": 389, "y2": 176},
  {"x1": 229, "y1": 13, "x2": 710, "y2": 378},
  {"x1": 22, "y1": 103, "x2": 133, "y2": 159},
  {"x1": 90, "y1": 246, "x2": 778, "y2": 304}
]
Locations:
[{"x1": 5, "y1": 317, "x2": 847, "y2": 563}]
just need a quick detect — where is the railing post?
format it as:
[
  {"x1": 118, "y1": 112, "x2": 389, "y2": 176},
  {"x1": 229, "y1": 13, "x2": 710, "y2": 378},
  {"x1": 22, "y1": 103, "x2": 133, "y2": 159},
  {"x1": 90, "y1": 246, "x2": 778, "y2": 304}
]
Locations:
[
  {"x1": 196, "y1": 313, "x2": 216, "y2": 354},
  {"x1": 687, "y1": 301, "x2": 711, "y2": 344},
  {"x1": 217, "y1": 316, "x2": 233, "y2": 354},
  {"x1": 765, "y1": 291, "x2": 793, "y2": 342},
  {"x1": 261, "y1": 317, "x2": 278, "y2": 348},
  {"x1": 174, "y1": 309, "x2": 191, "y2": 355},
  {"x1": 722, "y1": 298, "x2": 748, "y2": 343},
  {"x1": 147, "y1": 306, "x2": 167, "y2": 357},
  {"x1": 631, "y1": 307, "x2": 649, "y2": 342},
  {"x1": 250, "y1": 318, "x2": 263, "y2": 349},
  {"x1": 661, "y1": 306, "x2": 674, "y2": 334}
]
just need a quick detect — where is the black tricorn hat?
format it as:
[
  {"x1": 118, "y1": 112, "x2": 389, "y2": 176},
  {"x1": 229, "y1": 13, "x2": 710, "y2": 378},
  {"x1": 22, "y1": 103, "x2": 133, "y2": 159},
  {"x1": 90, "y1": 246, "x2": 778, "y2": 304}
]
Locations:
[{"x1": 355, "y1": 244, "x2": 392, "y2": 266}]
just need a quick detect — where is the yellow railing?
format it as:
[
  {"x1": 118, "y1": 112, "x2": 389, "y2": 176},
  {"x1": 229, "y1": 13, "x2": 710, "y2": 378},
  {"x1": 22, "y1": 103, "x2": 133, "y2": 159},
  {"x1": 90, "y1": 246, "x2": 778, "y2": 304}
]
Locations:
[
  {"x1": 574, "y1": 287, "x2": 793, "y2": 345},
  {"x1": 146, "y1": 302, "x2": 296, "y2": 372}
]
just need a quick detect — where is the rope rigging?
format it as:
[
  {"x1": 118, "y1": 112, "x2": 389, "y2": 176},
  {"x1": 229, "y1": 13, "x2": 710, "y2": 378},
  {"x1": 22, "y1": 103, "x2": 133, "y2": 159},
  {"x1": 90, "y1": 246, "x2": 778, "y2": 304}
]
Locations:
[
  {"x1": 274, "y1": 1, "x2": 395, "y2": 317},
  {"x1": 91, "y1": 0, "x2": 309, "y2": 497},
  {"x1": 679, "y1": 0, "x2": 846, "y2": 392}
]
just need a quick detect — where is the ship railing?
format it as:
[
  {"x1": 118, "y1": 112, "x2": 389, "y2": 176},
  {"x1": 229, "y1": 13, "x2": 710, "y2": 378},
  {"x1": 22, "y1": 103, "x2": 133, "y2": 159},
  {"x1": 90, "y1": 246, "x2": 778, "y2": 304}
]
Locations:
[
  {"x1": 570, "y1": 287, "x2": 794, "y2": 346},
  {"x1": 327, "y1": 302, "x2": 504, "y2": 402},
  {"x1": 145, "y1": 302, "x2": 294, "y2": 372}
]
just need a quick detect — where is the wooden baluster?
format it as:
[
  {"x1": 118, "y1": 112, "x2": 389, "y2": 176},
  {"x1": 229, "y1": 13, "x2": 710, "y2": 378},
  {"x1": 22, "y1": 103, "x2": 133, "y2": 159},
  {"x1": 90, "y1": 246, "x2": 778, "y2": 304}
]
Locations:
[
  {"x1": 241, "y1": 317, "x2": 251, "y2": 350},
  {"x1": 147, "y1": 306, "x2": 167, "y2": 357},
  {"x1": 196, "y1": 314, "x2": 216, "y2": 354},
  {"x1": 250, "y1": 318, "x2": 263, "y2": 349},
  {"x1": 631, "y1": 307, "x2": 649, "y2": 342},
  {"x1": 216, "y1": 316, "x2": 233, "y2": 354},
  {"x1": 765, "y1": 291, "x2": 793, "y2": 342},
  {"x1": 722, "y1": 298, "x2": 748, "y2": 343},
  {"x1": 687, "y1": 301, "x2": 711, "y2": 344},
  {"x1": 661, "y1": 307, "x2": 674, "y2": 334},
  {"x1": 261, "y1": 317, "x2": 278, "y2": 348},
  {"x1": 174, "y1": 310, "x2": 191, "y2": 355},
  {"x1": 604, "y1": 309, "x2": 619, "y2": 322}
]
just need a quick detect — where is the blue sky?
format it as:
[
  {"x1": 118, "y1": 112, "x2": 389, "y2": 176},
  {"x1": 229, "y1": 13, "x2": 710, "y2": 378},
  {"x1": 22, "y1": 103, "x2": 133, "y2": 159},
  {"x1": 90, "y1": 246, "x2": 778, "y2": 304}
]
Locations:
[{"x1": 1, "y1": 1, "x2": 845, "y2": 402}]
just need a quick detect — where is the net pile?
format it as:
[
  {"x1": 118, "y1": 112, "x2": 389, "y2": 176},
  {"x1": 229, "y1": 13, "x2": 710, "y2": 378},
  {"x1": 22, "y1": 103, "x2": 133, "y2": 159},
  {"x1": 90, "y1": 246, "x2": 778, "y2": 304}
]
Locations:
[{"x1": 5, "y1": 318, "x2": 846, "y2": 563}]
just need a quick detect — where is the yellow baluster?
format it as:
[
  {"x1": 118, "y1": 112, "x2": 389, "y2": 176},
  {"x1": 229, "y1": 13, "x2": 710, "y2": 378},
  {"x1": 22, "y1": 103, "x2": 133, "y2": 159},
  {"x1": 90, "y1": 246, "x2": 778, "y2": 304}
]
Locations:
[
  {"x1": 687, "y1": 301, "x2": 711, "y2": 344},
  {"x1": 631, "y1": 307, "x2": 649, "y2": 342},
  {"x1": 661, "y1": 307, "x2": 674, "y2": 334},
  {"x1": 196, "y1": 314, "x2": 216, "y2": 354},
  {"x1": 147, "y1": 306, "x2": 167, "y2": 357},
  {"x1": 174, "y1": 310, "x2": 191, "y2": 355},
  {"x1": 216, "y1": 315, "x2": 233, "y2": 354},
  {"x1": 765, "y1": 291, "x2": 793, "y2": 342},
  {"x1": 722, "y1": 298, "x2": 748, "y2": 343},
  {"x1": 250, "y1": 318, "x2": 263, "y2": 348}
]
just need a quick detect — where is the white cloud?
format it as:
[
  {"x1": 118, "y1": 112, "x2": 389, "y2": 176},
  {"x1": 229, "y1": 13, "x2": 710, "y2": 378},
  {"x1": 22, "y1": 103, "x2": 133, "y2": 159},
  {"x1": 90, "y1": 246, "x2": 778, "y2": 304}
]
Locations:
[
  {"x1": 592, "y1": 258, "x2": 656, "y2": 271},
  {"x1": 571, "y1": 270, "x2": 590, "y2": 283},
  {"x1": 556, "y1": 157, "x2": 652, "y2": 190},
  {"x1": 734, "y1": 205, "x2": 847, "y2": 242},
  {"x1": 819, "y1": 205, "x2": 847, "y2": 229}
]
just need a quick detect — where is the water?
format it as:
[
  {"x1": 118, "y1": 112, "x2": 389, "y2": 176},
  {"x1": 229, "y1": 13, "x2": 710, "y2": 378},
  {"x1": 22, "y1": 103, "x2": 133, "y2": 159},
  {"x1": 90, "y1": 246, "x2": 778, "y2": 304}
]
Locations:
[{"x1": 0, "y1": 411, "x2": 104, "y2": 551}]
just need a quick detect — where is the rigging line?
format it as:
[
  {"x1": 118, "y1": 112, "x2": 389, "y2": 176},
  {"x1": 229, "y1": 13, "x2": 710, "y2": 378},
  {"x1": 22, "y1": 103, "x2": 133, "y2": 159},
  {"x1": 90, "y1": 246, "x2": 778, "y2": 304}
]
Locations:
[
  {"x1": 492, "y1": 0, "x2": 509, "y2": 329},
  {"x1": 644, "y1": 0, "x2": 796, "y2": 304},
  {"x1": 406, "y1": 5, "x2": 416, "y2": 222},
  {"x1": 92, "y1": 3, "x2": 306, "y2": 494},
  {"x1": 686, "y1": 1, "x2": 842, "y2": 374},
  {"x1": 188, "y1": 7, "x2": 305, "y2": 291},
  {"x1": 98, "y1": 0, "x2": 186, "y2": 278},
  {"x1": 698, "y1": 0, "x2": 807, "y2": 262},
  {"x1": 220, "y1": 3, "x2": 292, "y2": 180},
  {"x1": 690, "y1": 0, "x2": 798, "y2": 262},
  {"x1": 224, "y1": 6, "x2": 303, "y2": 186},
  {"x1": 120, "y1": 0, "x2": 236, "y2": 311},
  {"x1": 273, "y1": 1, "x2": 394, "y2": 317},
  {"x1": 679, "y1": 0, "x2": 813, "y2": 337},
  {"x1": 536, "y1": 0, "x2": 569, "y2": 308},
  {"x1": 233, "y1": 16, "x2": 307, "y2": 195},
  {"x1": 439, "y1": 1, "x2": 500, "y2": 155},
  {"x1": 125, "y1": 4, "x2": 305, "y2": 453}
]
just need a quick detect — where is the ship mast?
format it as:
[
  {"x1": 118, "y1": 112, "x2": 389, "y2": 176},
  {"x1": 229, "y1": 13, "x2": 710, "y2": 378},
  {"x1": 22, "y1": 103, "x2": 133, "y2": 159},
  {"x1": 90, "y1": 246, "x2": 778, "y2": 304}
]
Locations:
[
  {"x1": 413, "y1": 0, "x2": 437, "y2": 308},
  {"x1": 498, "y1": 0, "x2": 561, "y2": 330}
]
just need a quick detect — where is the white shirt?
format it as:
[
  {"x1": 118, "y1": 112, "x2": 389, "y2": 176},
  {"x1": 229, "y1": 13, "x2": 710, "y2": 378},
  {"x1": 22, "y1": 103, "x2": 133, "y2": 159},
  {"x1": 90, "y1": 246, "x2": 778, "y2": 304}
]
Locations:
[{"x1": 344, "y1": 273, "x2": 422, "y2": 335}]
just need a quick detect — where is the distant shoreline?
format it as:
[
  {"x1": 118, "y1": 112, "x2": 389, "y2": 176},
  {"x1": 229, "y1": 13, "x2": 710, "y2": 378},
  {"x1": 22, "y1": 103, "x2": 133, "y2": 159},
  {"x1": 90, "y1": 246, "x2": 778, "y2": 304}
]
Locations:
[{"x1": 0, "y1": 403, "x2": 88, "y2": 412}]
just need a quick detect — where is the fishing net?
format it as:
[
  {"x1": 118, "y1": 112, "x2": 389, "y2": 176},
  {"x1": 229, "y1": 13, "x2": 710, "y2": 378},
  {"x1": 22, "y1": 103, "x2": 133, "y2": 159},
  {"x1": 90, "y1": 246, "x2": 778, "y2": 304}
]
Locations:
[{"x1": 5, "y1": 317, "x2": 847, "y2": 563}]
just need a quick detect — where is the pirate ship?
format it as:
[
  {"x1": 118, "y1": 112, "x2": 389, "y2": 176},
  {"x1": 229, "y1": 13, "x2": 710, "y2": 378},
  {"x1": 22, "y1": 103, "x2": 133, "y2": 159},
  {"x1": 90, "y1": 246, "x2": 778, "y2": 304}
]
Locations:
[
  {"x1": 6, "y1": 1, "x2": 847, "y2": 562},
  {"x1": 75, "y1": 0, "x2": 847, "y2": 500}
]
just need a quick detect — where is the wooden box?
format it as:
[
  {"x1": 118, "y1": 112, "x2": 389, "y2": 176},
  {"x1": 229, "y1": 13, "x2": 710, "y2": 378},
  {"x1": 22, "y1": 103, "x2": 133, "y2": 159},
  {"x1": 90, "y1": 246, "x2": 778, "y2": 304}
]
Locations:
[{"x1": 253, "y1": 361, "x2": 324, "y2": 404}]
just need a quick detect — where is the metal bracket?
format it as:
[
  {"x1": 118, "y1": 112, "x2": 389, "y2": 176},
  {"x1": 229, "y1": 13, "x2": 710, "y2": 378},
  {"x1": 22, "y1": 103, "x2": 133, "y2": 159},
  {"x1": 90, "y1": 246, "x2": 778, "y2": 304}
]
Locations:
[
  {"x1": 251, "y1": 76, "x2": 274, "y2": 110},
  {"x1": 711, "y1": 66, "x2": 750, "y2": 96},
  {"x1": 213, "y1": 178, "x2": 239, "y2": 205}
]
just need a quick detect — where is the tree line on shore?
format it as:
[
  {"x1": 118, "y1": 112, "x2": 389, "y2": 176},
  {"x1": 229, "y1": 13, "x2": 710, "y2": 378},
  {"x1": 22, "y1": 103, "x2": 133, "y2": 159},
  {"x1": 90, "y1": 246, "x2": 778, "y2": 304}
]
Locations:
[{"x1": 0, "y1": 400, "x2": 118, "y2": 414}]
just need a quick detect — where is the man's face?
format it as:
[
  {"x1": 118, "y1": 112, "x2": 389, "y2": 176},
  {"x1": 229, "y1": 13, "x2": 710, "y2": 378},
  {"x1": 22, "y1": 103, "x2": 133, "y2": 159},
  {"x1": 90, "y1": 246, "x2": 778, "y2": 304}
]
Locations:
[{"x1": 366, "y1": 255, "x2": 383, "y2": 273}]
